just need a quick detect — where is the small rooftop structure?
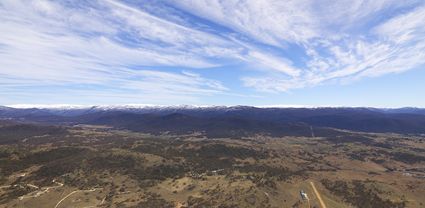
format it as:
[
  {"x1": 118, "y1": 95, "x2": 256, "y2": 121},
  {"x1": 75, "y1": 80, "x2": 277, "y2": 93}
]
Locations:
[{"x1": 300, "y1": 190, "x2": 309, "y2": 200}]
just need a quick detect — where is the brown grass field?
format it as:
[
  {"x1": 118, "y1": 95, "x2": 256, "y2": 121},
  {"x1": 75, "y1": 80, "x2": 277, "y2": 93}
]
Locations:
[{"x1": 0, "y1": 124, "x2": 424, "y2": 207}]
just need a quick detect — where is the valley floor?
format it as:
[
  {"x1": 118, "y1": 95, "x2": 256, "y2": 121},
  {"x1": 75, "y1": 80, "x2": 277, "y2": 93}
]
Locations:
[{"x1": 0, "y1": 124, "x2": 424, "y2": 208}]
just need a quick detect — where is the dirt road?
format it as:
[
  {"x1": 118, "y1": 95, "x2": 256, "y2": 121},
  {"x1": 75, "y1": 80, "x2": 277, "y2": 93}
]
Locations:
[
  {"x1": 310, "y1": 181, "x2": 327, "y2": 208},
  {"x1": 54, "y1": 188, "x2": 98, "y2": 208}
]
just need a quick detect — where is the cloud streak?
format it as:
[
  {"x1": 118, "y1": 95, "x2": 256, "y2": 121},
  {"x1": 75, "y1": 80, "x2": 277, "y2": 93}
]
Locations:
[
  {"x1": 173, "y1": 0, "x2": 425, "y2": 92},
  {"x1": 0, "y1": 0, "x2": 233, "y2": 104},
  {"x1": 0, "y1": 0, "x2": 424, "y2": 104}
]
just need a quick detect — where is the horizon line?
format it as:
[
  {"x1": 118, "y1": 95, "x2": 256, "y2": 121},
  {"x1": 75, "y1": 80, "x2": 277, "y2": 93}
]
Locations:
[{"x1": 2, "y1": 104, "x2": 424, "y2": 109}]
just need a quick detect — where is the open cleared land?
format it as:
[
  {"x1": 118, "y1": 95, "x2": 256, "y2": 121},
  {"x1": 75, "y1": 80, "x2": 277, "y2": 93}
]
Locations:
[{"x1": 0, "y1": 120, "x2": 424, "y2": 208}]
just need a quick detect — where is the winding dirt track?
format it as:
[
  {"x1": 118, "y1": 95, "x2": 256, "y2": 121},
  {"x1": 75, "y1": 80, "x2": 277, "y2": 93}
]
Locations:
[
  {"x1": 54, "y1": 189, "x2": 98, "y2": 208},
  {"x1": 310, "y1": 181, "x2": 327, "y2": 208},
  {"x1": 54, "y1": 190, "x2": 78, "y2": 208}
]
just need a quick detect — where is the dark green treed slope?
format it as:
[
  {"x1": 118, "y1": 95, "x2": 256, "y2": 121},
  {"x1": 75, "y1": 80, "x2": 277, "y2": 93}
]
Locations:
[{"x1": 1, "y1": 106, "x2": 425, "y2": 136}]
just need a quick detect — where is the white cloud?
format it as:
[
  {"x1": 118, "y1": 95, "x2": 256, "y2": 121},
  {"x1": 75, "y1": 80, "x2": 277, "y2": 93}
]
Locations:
[
  {"x1": 245, "y1": 51, "x2": 300, "y2": 77},
  {"x1": 0, "y1": 0, "x2": 232, "y2": 103},
  {"x1": 173, "y1": 0, "x2": 318, "y2": 46},
  {"x1": 219, "y1": 1, "x2": 425, "y2": 92},
  {"x1": 374, "y1": 5, "x2": 425, "y2": 43},
  {"x1": 0, "y1": 0, "x2": 424, "y2": 101}
]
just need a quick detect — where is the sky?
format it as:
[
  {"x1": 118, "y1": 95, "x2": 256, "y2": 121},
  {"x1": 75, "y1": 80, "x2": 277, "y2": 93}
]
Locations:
[{"x1": 0, "y1": 0, "x2": 425, "y2": 107}]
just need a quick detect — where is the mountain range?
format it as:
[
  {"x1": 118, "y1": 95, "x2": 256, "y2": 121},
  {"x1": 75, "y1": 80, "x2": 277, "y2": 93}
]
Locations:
[{"x1": 1, "y1": 105, "x2": 425, "y2": 137}]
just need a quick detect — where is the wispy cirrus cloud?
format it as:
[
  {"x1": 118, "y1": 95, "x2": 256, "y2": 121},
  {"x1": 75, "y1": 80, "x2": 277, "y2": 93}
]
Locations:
[
  {"x1": 0, "y1": 0, "x2": 233, "y2": 103},
  {"x1": 172, "y1": 0, "x2": 318, "y2": 46},
  {"x1": 173, "y1": 0, "x2": 425, "y2": 92},
  {"x1": 0, "y1": 0, "x2": 424, "y2": 105},
  {"x1": 0, "y1": 0, "x2": 297, "y2": 103}
]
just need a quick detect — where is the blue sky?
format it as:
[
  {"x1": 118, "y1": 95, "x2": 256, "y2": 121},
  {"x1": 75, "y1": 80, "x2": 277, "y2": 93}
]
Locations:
[{"x1": 1, "y1": 0, "x2": 424, "y2": 107}]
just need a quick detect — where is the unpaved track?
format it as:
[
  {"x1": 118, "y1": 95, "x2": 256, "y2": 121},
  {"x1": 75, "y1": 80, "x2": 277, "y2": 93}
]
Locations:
[
  {"x1": 54, "y1": 190, "x2": 79, "y2": 208},
  {"x1": 310, "y1": 181, "x2": 327, "y2": 208},
  {"x1": 19, "y1": 180, "x2": 64, "y2": 200},
  {"x1": 54, "y1": 189, "x2": 98, "y2": 208}
]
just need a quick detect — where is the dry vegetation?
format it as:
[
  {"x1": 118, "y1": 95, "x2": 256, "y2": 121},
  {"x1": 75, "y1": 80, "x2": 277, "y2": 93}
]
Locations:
[{"x1": 0, "y1": 123, "x2": 424, "y2": 208}]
